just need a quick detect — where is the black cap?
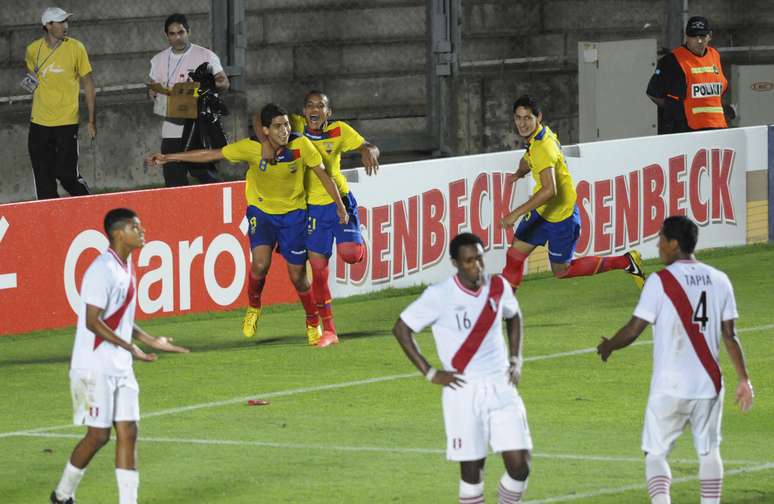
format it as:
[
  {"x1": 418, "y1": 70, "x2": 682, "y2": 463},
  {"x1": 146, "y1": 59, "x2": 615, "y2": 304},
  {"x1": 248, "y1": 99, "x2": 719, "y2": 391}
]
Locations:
[{"x1": 686, "y1": 16, "x2": 711, "y2": 36}]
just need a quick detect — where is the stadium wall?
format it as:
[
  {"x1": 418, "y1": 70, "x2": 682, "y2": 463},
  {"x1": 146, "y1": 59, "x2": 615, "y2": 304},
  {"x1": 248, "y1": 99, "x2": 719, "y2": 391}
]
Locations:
[
  {"x1": 0, "y1": 126, "x2": 768, "y2": 335},
  {"x1": 4, "y1": 1, "x2": 774, "y2": 204}
]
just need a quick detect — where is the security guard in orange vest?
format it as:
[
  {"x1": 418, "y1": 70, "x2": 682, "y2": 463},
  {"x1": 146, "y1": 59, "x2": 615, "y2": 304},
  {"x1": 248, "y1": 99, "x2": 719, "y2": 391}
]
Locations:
[{"x1": 646, "y1": 16, "x2": 730, "y2": 134}]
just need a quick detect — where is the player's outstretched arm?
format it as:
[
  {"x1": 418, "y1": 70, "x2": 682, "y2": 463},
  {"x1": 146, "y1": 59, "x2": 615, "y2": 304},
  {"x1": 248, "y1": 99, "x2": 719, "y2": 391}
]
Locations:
[
  {"x1": 310, "y1": 163, "x2": 349, "y2": 225},
  {"x1": 145, "y1": 148, "x2": 225, "y2": 166},
  {"x1": 597, "y1": 316, "x2": 649, "y2": 362},
  {"x1": 85, "y1": 304, "x2": 157, "y2": 362},
  {"x1": 133, "y1": 324, "x2": 190, "y2": 354},
  {"x1": 721, "y1": 319, "x2": 754, "y2": 412},
  {"x1": 501, "y1": 166, "x2": 557, "y2": 229},
  {"x1": 358, "y1": 142, "x2": 380, "y2": 175},
  {"x1": 392, "y1": 318, "x2": 465, "y2": 389}
]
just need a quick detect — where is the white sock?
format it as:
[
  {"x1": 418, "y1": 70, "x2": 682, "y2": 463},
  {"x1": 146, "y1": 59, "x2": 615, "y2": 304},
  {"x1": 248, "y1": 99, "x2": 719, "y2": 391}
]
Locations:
[
  {"x1": 115, "y1": 468, "x2": 139, "y2": 504},
  {"x1": 645, "y1": 452, "x2": 672, "y2": 504},
  {"x1": 459, "y1": 480, "x2": 484, "y2": 504},
  {"x1": 54, "y1": 462, "x2": 86, "y2": 499},
  {"x1": 699, "y1": 448, "x2": 723, "y2": 504},
  {"x1": 498, "y1": 472, "x2": 527, "y2": 503}
]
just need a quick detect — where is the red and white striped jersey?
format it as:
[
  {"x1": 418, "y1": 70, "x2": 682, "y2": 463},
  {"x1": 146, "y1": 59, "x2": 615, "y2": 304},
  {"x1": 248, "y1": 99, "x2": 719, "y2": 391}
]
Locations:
[
  {"x1": 634, "y1": 260, "x2": 738, "y2": 399},
  {"x1": 70, "y1": 249, "x2": 136, "y2": 376},
  {"x1": 400, "y1": 274, "x2": 520, "y2": 378}
]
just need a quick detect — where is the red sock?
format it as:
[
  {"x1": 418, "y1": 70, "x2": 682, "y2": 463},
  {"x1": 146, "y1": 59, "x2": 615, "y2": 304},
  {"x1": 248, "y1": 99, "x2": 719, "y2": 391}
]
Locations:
[
  {"x1": 310, "y1": 256, "x2": 336, "y2": 333},
  {"x1": 502, "y1": 248, "x2": 529, "y2": 288},
  {"x1": 557, "y1": 254, "x2": 630, "y2": 278},
  {"x1": 297, "y1": 287, "x2": 320, "y2": 327},
  {"x1": 248, "y1": 272, "x2": 266, "y2": 308}
]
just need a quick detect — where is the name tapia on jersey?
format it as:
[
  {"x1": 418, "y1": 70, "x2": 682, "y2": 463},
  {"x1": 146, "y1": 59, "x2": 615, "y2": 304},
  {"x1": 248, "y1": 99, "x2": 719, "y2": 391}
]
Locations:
[{"x1": 691, "y1": 82, "x2": 723, "y2": 98}]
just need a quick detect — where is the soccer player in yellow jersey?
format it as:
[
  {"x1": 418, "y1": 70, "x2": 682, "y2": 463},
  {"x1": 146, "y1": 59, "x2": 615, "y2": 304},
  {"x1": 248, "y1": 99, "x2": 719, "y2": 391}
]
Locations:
[
  {"x1": 500, "y1": 95, "x2": 645, "y2": 290},
  {"x1": 147, "y1": 104, "x2": 348, "y2": 345},
  {"x1": 252, "y1": 91, "x2": 379, "y2": 347},
  {"x1": 294, "y1": 91, "x2": 380, "y2": 346}
]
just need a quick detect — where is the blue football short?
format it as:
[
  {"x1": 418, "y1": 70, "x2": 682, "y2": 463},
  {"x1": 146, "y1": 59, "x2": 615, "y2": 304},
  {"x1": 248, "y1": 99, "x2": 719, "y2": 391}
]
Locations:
[
  {"x1": 514, "y1": 205, "x2": 580, "y2": 264},
  {"x1": 306, "y1": 191, "x2": 363, "y2": 257},
  {"x1": 245, "y1": 205, "x2": 307, "y2": 265}
]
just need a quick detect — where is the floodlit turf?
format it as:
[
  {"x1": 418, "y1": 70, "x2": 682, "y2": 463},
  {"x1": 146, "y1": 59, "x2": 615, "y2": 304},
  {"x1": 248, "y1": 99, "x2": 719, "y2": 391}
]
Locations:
[{"x1": 2, "y1": 244, "x2": 773, "y2": 503}]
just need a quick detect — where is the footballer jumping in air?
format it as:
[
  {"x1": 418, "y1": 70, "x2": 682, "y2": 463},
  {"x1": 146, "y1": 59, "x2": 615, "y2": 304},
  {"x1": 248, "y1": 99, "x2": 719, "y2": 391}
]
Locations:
[{"x1": 500, "y1": 95, "x2": 645, "y2": 291}]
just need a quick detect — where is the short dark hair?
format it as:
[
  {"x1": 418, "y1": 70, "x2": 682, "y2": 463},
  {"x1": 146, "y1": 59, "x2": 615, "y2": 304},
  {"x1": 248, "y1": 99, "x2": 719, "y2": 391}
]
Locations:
[
  {"x1": 164, "y1": 13, "x2": 189, "y2": 33},
  {"x1": 661, "y1": 215, "x2": 698, "y2": 254},
  {"x1": 104, "y1": 208, "x2": 137, "y2": 237},
  {"x1": 449, "y1": 232, "x2": 483, "y2": 260},
  {"x1": 304, "y1": 90, "x2": 331, "y2": 108},
  {"x1": 512, "y1": 94, "x2": 541, "y2": 116},
  {"x1": 260, "y1": 103, "x2": 288, "y2": 128}
]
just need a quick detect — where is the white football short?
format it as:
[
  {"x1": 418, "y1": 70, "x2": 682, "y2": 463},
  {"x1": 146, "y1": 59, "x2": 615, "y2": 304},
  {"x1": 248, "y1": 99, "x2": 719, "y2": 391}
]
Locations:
[
  {"x1": 70, "y1": 369, "x2": 140, "y2": 428},
  {"x1": 442, "y1": 373, "x2": 532, "y2": 461},
  {"x1": 641, "y1": 391, "x2": 723, "y2": 456}
]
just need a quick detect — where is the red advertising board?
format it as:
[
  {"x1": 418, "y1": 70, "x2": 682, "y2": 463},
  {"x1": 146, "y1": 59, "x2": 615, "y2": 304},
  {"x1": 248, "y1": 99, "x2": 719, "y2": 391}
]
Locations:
[{"x1": 0, "y1": 182, "x2": 297, "y2": 335}]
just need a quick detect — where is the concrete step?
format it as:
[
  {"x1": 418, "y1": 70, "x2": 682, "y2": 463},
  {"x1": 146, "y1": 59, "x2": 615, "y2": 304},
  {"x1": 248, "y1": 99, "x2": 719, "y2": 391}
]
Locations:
[{"x1": 3, "y1": 1, "x2": 208, "y2": 26}]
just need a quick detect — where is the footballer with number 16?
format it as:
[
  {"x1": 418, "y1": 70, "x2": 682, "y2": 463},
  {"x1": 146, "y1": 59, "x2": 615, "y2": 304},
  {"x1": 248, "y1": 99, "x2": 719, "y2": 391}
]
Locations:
[{"x1": 393, "y1": 233, "x2": 532, "y2": 504}]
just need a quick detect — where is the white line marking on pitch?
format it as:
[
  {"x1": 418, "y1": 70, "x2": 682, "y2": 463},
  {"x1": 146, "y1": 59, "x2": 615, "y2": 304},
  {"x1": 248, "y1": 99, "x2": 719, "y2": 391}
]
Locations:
[
  {"x1": 526, "y1": 462, "x2": 774, "y2": 503},
  {"x1": 1, "y1": 323, "x2": 770, "y2": 439},
  {"x1": 12, "y1": 432, "x2": 768, "y2": 467}
]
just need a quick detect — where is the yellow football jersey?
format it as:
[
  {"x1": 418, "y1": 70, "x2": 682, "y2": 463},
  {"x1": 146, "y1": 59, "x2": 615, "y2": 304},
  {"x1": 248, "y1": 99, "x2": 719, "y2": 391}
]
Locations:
[
  {"x1": 523, "y1": 125, "x2": 577, "y2": 222},
  {"x1": 290, "y1": 114, "x2": 365, "y2": 206},
  {"x1": 25, "y1": 37, "x2": 92, "y2": 127},
  {"x1": 222, "y1": 134, "x2": 322, "y2": 214}
]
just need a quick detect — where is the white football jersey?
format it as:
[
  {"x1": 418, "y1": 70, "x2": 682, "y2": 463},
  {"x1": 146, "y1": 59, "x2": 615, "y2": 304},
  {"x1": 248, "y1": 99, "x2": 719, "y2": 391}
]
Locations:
[
  {"x1": 71, "y1": 249, "x2": 137, "y2": 376},
  {"x1": 634, "y1": 260, "x2": 738, "y2": 399},
  {"x1": 400, "y1": 274, "x2": 520, "y2": 378}
]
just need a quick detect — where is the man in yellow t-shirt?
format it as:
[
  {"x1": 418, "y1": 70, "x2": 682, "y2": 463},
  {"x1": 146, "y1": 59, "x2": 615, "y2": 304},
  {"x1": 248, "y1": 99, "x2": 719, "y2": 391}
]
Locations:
[
  {"x1": 500, "y1": 95, "x2": 645, "y2": 290},
  {"x1": 147, "y1": 104, "x2": 348, "y2": 345},
  {"x1": 25, "y1": 7, "x2": 96, "y2": 200}
]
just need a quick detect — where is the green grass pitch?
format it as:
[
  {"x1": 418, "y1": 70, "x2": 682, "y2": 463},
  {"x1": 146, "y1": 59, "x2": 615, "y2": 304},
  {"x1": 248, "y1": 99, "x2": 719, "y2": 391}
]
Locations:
[{"x1": 1, "y1": 244, "x2": 773, "y2": 503}]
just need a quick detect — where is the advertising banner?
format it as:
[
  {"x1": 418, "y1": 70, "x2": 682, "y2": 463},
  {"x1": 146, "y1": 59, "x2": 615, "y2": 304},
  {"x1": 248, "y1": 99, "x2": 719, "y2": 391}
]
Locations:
[
  {"x1": 330, "y1": 127, "x2": 764, "y2": 297},
  {"x1": 0, "y1": 183, "x2": 297, "y2": 334},
  {"x1": 0, "y1": 126, "x2": 766, "y2": 335}
]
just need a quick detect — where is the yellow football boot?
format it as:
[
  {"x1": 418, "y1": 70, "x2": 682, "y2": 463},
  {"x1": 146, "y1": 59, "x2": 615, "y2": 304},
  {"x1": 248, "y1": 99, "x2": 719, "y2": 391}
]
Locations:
[
  {"x1": 242, "y1": 306, "x2": 262, "y2": 338},
  {"x1": 625, "y1": 250, "x2": 645, "y2": 289},
  {"x1": 306, "y1": 323, "x2": 321, "y2": 346}
]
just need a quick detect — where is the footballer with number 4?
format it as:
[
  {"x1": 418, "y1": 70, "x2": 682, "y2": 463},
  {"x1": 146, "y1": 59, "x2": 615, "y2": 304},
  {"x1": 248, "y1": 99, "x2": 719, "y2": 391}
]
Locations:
[
  {"x1": 50, "y1": 208, "x2": 189, "y2": 504},
  {"x1": 393, "y1": 232, "x2": 532, "y2": 504},
  {"x1": 597, "y1": 216, "x2": 754, "y2": 504}
]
